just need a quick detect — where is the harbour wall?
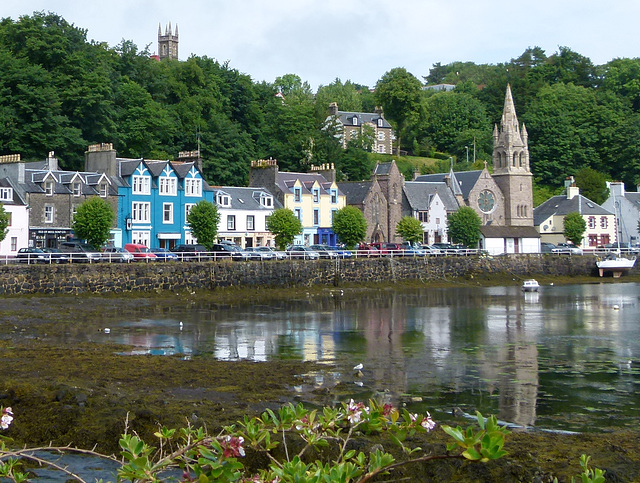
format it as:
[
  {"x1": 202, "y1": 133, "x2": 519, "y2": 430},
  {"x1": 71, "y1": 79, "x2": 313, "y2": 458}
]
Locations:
[{"x1": 0, "y1": 255, "x2": 619, "y2": 295}]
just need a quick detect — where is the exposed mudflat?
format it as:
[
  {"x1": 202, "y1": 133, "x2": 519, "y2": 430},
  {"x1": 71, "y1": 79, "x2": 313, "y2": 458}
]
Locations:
[{"x1": 1, "y1": 282, "x2": 639, "y2": 482}]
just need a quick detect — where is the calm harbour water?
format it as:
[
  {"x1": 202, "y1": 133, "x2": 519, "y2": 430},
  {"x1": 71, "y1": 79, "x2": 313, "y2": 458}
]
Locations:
[{"x1": 73, "y1": 282, "x2": 640, "y2": 433}]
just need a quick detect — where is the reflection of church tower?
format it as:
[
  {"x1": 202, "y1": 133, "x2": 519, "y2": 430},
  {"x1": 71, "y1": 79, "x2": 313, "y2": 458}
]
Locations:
[
  {"x1": 492, "y1": 85, "x2": 533, "y2": 227},
  {"x1": 158, "y1": 22, "x2": 179, "y2": 60}
]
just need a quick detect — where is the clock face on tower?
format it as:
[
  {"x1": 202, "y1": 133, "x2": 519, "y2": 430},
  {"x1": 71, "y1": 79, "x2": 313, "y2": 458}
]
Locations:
[{"x1": 478, "y1": 190, "x2": 495, "y2": 213}]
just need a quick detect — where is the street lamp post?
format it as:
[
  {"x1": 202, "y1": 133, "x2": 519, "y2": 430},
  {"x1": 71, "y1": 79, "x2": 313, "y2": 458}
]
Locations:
[{"x1": 465, "y1": 146, "x2": 469, "y2": 163}]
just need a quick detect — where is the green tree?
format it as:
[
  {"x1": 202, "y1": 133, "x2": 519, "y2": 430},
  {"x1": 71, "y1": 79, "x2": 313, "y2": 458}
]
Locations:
[
  {"x1": 574, "y1": 167, "x2": 609, "y2": 205},
  {"x1": 563, "y1": 211, "x2": 586, "y2": 246},
  {"x1": 72, "y1": 197, "x2": 115, "y2": 248},
  {"x1": 187, "y1": 200, "x2": 220, "y2": 251},
  {"x1": 0, "y1": 204, "x2": 9, "y2": 242},
  {"x1": 266, "y1": 208, "x2": 302, "y2": 250},
  {"x1": 396, "y1": 216, "x2": 424, "y2": 244},
  {"x1": 332, "y1": 206, "x2": 367, "y2": 249},
  {"x1": 375, "y1": 68, "x2": 423, "y2": 153},
  {"x1": 447, "y1": 206, "x2": 482, "y2": 247}
]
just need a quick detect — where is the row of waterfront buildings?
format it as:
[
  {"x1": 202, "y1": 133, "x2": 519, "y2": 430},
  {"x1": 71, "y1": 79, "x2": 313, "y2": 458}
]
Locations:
[{"x1": 1, "y1": 87, "x2": 639, "y2": 256}]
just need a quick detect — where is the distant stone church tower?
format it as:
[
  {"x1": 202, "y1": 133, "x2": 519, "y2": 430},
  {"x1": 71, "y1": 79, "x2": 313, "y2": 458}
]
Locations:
[
  {"x1": 158, "y1": 22, "x2": 179, "y2": 60},
  {"x1": 492, "y1": 85, "x2": 534, "y2": 227}
]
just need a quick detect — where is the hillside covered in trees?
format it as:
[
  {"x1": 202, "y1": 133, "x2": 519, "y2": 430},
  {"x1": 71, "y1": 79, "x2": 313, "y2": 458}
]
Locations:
[{"x1": 2, "y1": 12, "x2": 640, "y2": 195}]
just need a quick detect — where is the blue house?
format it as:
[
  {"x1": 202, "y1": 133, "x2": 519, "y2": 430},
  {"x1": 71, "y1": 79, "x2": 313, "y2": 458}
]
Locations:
[{"x1": 85, "y1": 143, "x2": 213, "y2": 249}]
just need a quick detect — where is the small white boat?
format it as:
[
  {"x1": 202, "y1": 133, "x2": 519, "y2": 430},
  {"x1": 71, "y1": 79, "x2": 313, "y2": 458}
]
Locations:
[
  {"x1": 522, "y1": 279, "x2": 540, "y2": 292},
  {"x1": 596, "y1": 254, "x2": 636, "y2": 278}
]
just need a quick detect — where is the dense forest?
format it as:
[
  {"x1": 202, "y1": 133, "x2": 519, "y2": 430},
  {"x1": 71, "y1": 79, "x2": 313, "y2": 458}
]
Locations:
[{"x1": 2, "y1": 12, "x2": 640, "y2": 197}]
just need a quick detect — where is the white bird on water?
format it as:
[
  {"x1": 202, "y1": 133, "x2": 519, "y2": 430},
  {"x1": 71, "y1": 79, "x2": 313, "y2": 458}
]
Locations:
[
  {"x1": 104, "y1": 328, "x2": 111, "y2": 334},
  {"x1": 353, "y1": 363, "x2": 363, "y2": 371},
  {"x1": 179, "y1": 321, "x2": 184, "y2": 330}
]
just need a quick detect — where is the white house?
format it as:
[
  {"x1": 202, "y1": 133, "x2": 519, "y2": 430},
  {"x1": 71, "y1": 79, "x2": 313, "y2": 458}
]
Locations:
[
  {"x1": 213, "y1": 186, "x2": 281, "y2": 248},
  {"x1": 602, "y1": 181, "x2": 640, "y2": 247},
  {"x1": 0, "y1": 178, "x2": 30, "y2": 257},
  {"x1": 403, "y1": 181, "x2": 459, "y2": 244}
]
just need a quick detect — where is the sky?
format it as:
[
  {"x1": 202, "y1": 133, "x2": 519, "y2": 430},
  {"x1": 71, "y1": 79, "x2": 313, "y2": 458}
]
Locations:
[{"x1": 4, "y1": 0, "x2": 640, "y2": 91}]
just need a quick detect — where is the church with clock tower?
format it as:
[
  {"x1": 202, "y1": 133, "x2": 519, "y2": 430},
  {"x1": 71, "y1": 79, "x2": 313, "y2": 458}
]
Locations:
[{"x1": 413, "y1": 85, "x2": 539, "y2": 254}]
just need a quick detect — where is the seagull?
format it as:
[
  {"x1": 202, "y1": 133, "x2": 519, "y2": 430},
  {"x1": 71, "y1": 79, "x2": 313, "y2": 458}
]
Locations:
[
  {"x1": 104, "y1": 328, "x2": 111, "y2": 334},
  {"x1": 179, "y1": 321, "x2": 184, "y2": 330},
  {"x1": 353, "y1": 363, "x2": 363, "y2": 371}
]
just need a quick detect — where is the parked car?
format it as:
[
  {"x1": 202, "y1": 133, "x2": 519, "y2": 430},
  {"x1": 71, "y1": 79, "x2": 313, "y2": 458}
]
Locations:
[
  {"x1": 430, "y1": 243, "x2": 460, "y2": 255},
  {"x1": 124, "y1": 243, "x2": 158, "y2": 261},
  {"x1": 604, "y1": 242, "x2": 640, "y2": 254},
  {"x1": 285, "y1": 245, "x2": 320, "y2": 260},
  {"x1": 420, "y1": 244, "x2": 442, "y2": 255},
  {"x1": 151, "y1": 247, "x2": 179, "y2": 261},
  {"x1": 102, "y1": 247, "x2": 134, "y2": 263},
  {"x1": 309, "y1": 244, "x2": 339, "y2": 259},
  {"x1": 252, "y1": 246, "x2": 286, "y2": 260},
  {"x1": 16, "y1": 247, "x2": 48, "y2": 264},
  {"x1": 552, "y1": 243, "x2": 583, "y2": 255},
  {"x1": 171, "y1": 244, "x2": 210, "y2": 261},
  {"x1": 59, "y1": 241, "x2": 102, "y2": 263},
  {"x1": 42, "y1": 247, "x2": 71, "y2": 264},
  {"x1": 244, "y1": 247, "x2": 276, "y2": 261},
  {"x1": 356, "y1": 243, "x2": 381, "y2": 257},
  {"x1": 541, "y1": 242, "x2": 556, "y2": 253},
  {"x1": 370, "y1": 242, "x2": 405, "y2": 256},
  {"x1": 211, "y1": 243, "x2": 249, "y2": 261}
]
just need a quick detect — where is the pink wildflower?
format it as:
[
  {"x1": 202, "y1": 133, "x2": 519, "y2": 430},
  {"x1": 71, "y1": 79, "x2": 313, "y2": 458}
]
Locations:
[
  {"x1": 346, "y1": 399, "x2": 368, "y2": 425},
  {"x1": 421, "y1": 412, "x2": 436, "y2": 431},
  {"x1": 1, "y1": 407, "x2": 13, "y2": 430},
  {"x1": 382, "y1": 404, "x2": 394, "y2": 417},
  {"x1": 220, "y1": 435, "x2": 245, "y2": 458}
]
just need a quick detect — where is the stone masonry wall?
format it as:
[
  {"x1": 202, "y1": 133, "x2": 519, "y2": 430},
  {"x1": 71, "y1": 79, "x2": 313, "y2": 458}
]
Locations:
[{"x1": 0, "y1": 255, "x2": 617, "y2": 296}]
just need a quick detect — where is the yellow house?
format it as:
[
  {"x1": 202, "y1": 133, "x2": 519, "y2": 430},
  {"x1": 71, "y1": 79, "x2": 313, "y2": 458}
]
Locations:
[{"x1": 249, "y1": 160, "x2": 346, "y2": 245}]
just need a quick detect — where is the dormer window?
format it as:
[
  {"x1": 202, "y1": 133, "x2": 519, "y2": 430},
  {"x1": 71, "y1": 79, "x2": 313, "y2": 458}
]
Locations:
[
  {"x1": 185, "y1": 178, "x2": 202, "y2": 197},
  {"x1": 0, "y1": 187, "x2": 12, "y2": 201},
  {"x1": 261, "y1": 195, "x2": 273, "y2": 208},
  {"x1": 352, "y1": 116, "x2": 358, "y2": 126},
  {"x1": 73, "y1": 182, "x2": 81, "y2": 197},
  {"x1": 377, "y1": 118, "x2": 383, "y2": 127},
  {"x1": 132, "y1": 175, "x2": 150, "y2": 195},
  {"x1": 312, "y1": 188, "x2": 319, "y2": 203},
  {"x1": 45, "y1": 181, "x2": 54, "y2": 196},
  {"x1": 216, "y1": 193, "x2": 231, "y2": 207},
  {"x1": 294, "y1": 187, "x2": 302, "y2": 202},
  {"x1": 99, "y1": 184, "x2": 108, "y2": 197}
]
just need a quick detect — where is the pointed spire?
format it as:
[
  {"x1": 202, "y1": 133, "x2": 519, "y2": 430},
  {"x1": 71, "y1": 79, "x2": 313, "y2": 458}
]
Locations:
[
  {"x1": 175, "y1": 24, "x2": 179, "y2": 37},
  {"x1": 168, "y1": 22, "x2": 172, "y2": 36},
  {"x1": 501, "y1": 83, "x2": 519, "y2": 132},
  {"x1": 158, "y1": 23, "x2": 162, "y2": 36}
]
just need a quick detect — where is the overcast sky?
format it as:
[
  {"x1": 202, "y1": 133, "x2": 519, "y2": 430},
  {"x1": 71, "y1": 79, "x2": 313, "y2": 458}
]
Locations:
[{"x1": 4, "y1": 1, "x2": 639, "y2": 91}]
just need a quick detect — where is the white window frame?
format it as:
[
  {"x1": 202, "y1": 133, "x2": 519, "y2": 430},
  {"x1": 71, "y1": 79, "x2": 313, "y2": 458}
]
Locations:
[
  {"x1": 10, "y1": 237, "x2": 17, "y2": 251},
  {"x1": 313, "y1": 188, "x2": 319, "y2": 203},
  {"x1": 132, "y1": 202, "x2": 151, "y2": 223},
  {"x1": 159, "y1": 177, "x2": 177, "y2": 196},
  {"x1": 185, "y1": 178, "x2": 202, "y2": 197},
  {"x1": 99, "y1": 184, "x2": 108, "y2": 197},
  {"x1": 227, "y1": 215, "x2": 236, "y2": 230},
  {"x1": 163, "y1": 203, "x2": 173, "y2": 224},
  {"x1": 132, "y1": 175, "x2": 151, "y2": 195},
  {"x1": 132, "y1": 231, "x2": 151, "y2": 247},
  {"x1": 247, "y1": 215, "x2": 255, "y2": 231},
  {"x1": 261, "y1": 195, "x2": 273, "y2": 207},
  {"x1": 45, "y1": 181, "x2": 54, "y2": 196},
  {"x1": 44, "y1": 205, "x2": 54, "y2": 223},
  {"x1": 185, "y1": 203, "x2": 195, "y2": 222},
  {"x1": 217, "y1": 193, "x2": 231, "y2": 207},
  {"x1": 73, "y1": 182, "x2": 81, "y2": 197},
  {"x1": 0, "y1": 187, "x2": 11, "y2": 201}
]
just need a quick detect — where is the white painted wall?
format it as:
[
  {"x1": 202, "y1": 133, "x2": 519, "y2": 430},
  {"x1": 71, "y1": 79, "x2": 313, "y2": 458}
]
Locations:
[{"x1": 0, "y1": 205, "x2": 29, "y2": 257}]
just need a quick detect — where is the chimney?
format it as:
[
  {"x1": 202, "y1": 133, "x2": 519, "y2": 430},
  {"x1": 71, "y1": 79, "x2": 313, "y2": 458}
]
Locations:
[
  {"x1": 249, "y1": 158, "x2": 279, "y2": 194},
  {"x1": 310, "y1": 163, "x2": 336, "y2": 183},
  {"x1": 85, "y1": 143, "x2": 117, "y2": 176},
  {"x1": 565, "y1": 176, "x2": 579, "y2": 199},
  {"x1": 328, "y1": 102, "x2": 338, "y2": 116},
  {"x1": 608, "y1": 181, "x2": 625, "y2": 199},
  {"x1": 46, "y1": 151, "x2": 59, "y2": 171}
]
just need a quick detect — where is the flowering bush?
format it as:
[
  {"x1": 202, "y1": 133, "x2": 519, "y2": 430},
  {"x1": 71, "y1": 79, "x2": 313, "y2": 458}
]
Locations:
[{"x1": 0, "y1": 401, "x2": 514, "y2": 482}]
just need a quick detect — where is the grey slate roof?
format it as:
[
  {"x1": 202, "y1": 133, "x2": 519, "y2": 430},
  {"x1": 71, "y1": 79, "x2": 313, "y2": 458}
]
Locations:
[
  {"x1": 373, "y1": 163, "x2": 393, "y2": 176},
  {"x1": 337, "y1": 181, "x2": 375, "y2": 205},
  {"x1": 275, "y1": 171, "x2": 341, "y2": 196},
  {"x1": 414, "y1": 170, "x2": 482, "y2": 200},
  {"x1": 480, "y1": 225, "x2": 540, "y2": 238},
  {"x1": 403, "y1": 181, "x2": 460, "y2": 212},
  {"x1": 212, "y1": 186, "x2": 282, "y2": 210},
  {"x1": 334, "y1": 111, "x2": 392, "y2": 129},
  {"x1": 533, "y1": 194, "x2": 612, "y2": 225}
]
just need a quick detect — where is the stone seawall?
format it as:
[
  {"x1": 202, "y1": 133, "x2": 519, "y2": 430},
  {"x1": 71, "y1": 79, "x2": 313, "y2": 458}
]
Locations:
[{"x1": 0, "y1": 255, "x2": 613, "y2": 295}]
